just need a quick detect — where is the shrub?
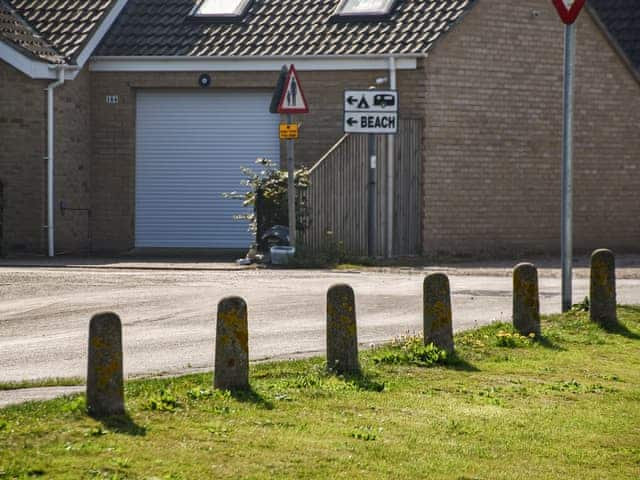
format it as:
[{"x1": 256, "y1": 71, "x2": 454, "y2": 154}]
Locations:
[{"x1": 223, "y1": 158, "x2": 310, "y2": 240}]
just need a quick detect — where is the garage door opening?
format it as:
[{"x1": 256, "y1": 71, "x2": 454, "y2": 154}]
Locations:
[{"x1": 135, "y1": 90, "x2": 280, "y2": 249}]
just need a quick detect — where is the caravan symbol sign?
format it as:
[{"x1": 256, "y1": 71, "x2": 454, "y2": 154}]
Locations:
[{"x1": 344, "y1": 90, "x2": 399, "y2": 134}]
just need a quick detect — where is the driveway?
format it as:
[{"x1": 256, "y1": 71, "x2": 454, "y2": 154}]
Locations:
[{"x1": 1, "y1": 259, "x2": 639, "y2": 388}]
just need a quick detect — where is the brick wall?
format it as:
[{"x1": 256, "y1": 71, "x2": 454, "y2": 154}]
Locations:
[
  {"x1": 422, "y1": 0, "x2": 640, "y2": 256},
  {"x1": 0, "y1": 60, "x2": 46, "y2": 254},
  {"x1": 90, "y1": 68, "x2": 425, "y2": 251},
  {"x1": 54, "y1": 68, "x2": 92, "y2": 253}
]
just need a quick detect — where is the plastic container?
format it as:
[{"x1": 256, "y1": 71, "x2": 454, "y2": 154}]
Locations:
[{"x1": 270, "y1": 246, "x2": 296, "y2": 265}]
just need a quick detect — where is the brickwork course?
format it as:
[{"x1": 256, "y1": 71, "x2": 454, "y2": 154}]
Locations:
[{"x1": 0, "y1": 0, "x2": 638, "y2": 257}]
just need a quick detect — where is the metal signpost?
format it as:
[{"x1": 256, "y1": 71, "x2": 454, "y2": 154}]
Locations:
[
  {"x1": 551, "y1": 0, "x2": 586, "y2": 312},
  {"x1": 271, "y1": 65, "x2": 309, "y2": 248},
  {"x1": 344, "y1": 89, "x2": 399, "y2": 257}
]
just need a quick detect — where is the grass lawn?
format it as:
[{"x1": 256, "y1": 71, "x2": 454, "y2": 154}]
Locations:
[{"x1": 1, "y1": 307, "x2": 639, "y2": 479}]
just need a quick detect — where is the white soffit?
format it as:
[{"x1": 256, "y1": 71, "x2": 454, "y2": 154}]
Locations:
[{"x1": 89, "y1": 56, "x2": 419, "y2": 72}]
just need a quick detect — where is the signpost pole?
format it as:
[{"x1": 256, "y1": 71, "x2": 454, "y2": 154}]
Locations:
[
  {"x1": 368, "y1": 133, "x2": 377, "y2": 257},
  {"x1": 561, "y1": 22, "x2": 576, "y2": 312},
  {"x1": 287, "y1": 113, "x2": 297, "y2": 248}
]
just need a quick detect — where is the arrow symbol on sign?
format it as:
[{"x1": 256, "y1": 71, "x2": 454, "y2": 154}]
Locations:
[
  {"x1": 346, "y1": 118, "x2": 358, "y2": 126},
  {"x1": 347, "y1": 96, "x2": 358, "y2": 106}
]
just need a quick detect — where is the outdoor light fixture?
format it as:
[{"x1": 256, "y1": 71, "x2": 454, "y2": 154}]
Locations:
[{"x1": 198, "y1": 73, "x2": 212, "y2": 88}]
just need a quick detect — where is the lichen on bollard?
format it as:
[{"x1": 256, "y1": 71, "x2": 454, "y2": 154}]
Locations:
[
  {"x1": 327, "y1": 284, "x2": 360, "y2": 375},
  {"x1": 87, "y1": 312, "x2": 125, "y2": 417},
  {"x1": 590, "y1": 249, "x2": 617, "y2": 327},
  {"x1": 215, "y1": 297, "x2": 249, "y2": 391},
  {"x1": 423, "y1": 273, "x2": 454, "y2": 353},
  {"x1": 512, "y1": 263, "x2": 541, "y2": 337}
]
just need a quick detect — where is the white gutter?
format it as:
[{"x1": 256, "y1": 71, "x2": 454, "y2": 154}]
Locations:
[
  {"x1": 46, "y1": 66, "x2": 67, "y2": 257},
  {"x1": 387, "y1": 56, "x2": 397, "y2": 258}
]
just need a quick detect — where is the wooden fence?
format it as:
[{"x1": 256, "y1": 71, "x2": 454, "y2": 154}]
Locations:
[{"x1": 303, "y1": 119, "x2": 423, "y2": 257}]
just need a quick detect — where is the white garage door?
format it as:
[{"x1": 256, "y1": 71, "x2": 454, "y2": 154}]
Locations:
[{"x1": 135, "y1": 90, "x2": 280, "y2": 248}]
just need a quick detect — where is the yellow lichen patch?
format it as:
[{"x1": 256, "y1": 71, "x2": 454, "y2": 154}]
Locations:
[
  {"x1": 218, "y1": 309, "x2": 248, "y2": 353},
  {"x1": 431, "y1": 300, "x2": 450, "y2": 330},
  {"x1": 97, "y1": 357, "x2": 121, "y2": 390}
]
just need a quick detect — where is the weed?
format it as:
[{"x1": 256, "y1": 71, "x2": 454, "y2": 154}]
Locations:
[
  {"x1": 373, "y1": 337, "x2": 448, "y2": 367},
  {"x1": 86, "y1": 426, "x2": 108, "y2": 437},
  {"x1": 495, "y1": 330, "x2": 534, "y2": 348},
  {"x1": 350, "y1": 425, "x2": 380, "y2": 441},
  {"x1": 144, "y1": 390, "x2": 180, "y2": 412},
  {"x1": 62, "y1": 396, "x2": 86, "y2": 415},
  {"x1": 186, "y1": 387, "x2": 214, "y2": 401}
]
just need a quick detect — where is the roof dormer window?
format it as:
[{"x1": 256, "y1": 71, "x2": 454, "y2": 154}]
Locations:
[
  {"x1": 335, "y1": 0, "x2": 397, "y2": 19},
  {"x1": 191, "y1": 0, "x2": 252, "y2": 21}
]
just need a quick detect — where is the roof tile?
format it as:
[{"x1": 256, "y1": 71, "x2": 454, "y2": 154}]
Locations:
[{"x1": 96, "y1": 0, "x2": 477, "y2": 58}]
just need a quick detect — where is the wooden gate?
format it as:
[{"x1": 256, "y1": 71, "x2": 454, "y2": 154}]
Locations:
[{"x1": 303, "y1": 119, "x2": 423, "y2": 257}]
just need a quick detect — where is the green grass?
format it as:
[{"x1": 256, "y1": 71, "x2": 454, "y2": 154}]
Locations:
[
  {"x1": 0, "y1": 378, "x2": 83, "y2": 391},
  {"x1": 1, "y1": 307, "x2": 640, "y2": 479}
]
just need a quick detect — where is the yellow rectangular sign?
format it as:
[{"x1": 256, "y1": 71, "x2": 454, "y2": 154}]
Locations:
[{"x1": 279, "y1": 123, "x2": 299, "y2": 140}]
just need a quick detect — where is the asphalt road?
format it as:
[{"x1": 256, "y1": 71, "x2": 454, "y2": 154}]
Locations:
[{"x1": 1, "y1": 264, "x2": 639, "y2": 386}]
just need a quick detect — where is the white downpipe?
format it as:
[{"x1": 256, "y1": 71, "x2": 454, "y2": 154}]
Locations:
[
  {"x1": 387, "y1": 56, "x2": 397, "y2": 258},
  {"x1": 47, "y1": 67, "x2": 65, "y2": 257}
]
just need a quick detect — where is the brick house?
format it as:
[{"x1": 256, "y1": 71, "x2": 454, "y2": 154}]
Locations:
[{"x1": 0, "y1": 0, "x2": 638, "y2": 257}]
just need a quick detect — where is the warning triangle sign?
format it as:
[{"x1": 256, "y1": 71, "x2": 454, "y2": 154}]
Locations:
[
  {"x1": 277, "y1": 65, "x2": 310, "y2": 114},
  {"x1": 552, "y1": 0, "x2": 585, "y2": 25}
]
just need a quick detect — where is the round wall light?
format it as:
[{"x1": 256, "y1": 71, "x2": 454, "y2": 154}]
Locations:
[{"x1": 198, "y1": 74, "x2": 212, "y2": 88}]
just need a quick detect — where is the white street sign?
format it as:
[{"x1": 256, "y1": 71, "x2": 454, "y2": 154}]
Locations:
[
  {"x1": 344, "y1": 89, "x2": 399, "y2": 134},
  {"x1": 344, "y1": 113, "x2": 398, "y2": 134}
]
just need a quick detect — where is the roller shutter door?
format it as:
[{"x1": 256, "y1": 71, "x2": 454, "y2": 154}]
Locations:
[{"x1": 135, "y1": 90, "x2": 279, "y2": 248}]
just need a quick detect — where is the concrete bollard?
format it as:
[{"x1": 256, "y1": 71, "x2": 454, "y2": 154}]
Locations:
[
  {"x1": 327, "y1": 284, "x2": 360, "y2": 375},
  {"x1": 423, "y1": 274, "x2": 454, "y2": 353},
  {"x1": 590, "y1": 249, "x2": 617, "y2": 327},
  {"x1": 215, "y1": 297, "x2": 249, "y2": 390},
  {"x1": 87, "y1": 312, "x2": 125, "y2": 416},
  {"x1": 513, "y1": 263, "x2": 541, "y2": 337}
]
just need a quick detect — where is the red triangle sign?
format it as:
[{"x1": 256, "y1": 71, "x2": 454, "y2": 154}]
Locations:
[
  {"x1": 552, "y1": 0, "x2": 586, "y2": 25},
  {"x1": 277, "y1": 65, "x2": 309, "y2": 114}
]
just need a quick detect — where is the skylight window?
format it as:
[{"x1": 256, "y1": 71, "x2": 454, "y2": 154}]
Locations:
[
  {"x1": 335, "y1": 0, "x2": 397, "y2": 17},
  {"x1": 192, "y1": 0, "x2": 252, "y2": 19}
]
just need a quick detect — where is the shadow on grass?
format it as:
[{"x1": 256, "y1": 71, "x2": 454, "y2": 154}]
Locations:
[
  {"x1": 339, "y1": 371, "x2": 386, "y2": 392},
  {"x1": 534, "y1": 336, "x2": 566, "y2": 351},
  {"x1": 445, "y1": 352, "x2": 480, "y2": 372},
  {"x1": 228, "y1": 387, "x2": 274, "y2": 410},
  {"x1": 93, "y1": 413, "x2": 146, "y2": 437},
  {"x1": 601, "y1": 320, "x2": 640, "y2": 341}
]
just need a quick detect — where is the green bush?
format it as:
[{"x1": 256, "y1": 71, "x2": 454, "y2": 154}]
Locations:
[{"x1": 223, "y1": 158, "x2": 310, "y2": 239}]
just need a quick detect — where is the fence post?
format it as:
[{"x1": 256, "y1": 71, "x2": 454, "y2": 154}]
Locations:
[
  {"x1": 87, "y1": 312, "x2": 125, "y2": 416},
  {"x1": 513, "y1": 263, "x2": 541, "y2": 337},
  {"x1": 423, "y1": 274, "x2": 454, "y2": 353},
  {"x1": 327, "y1": 284, "x2": 360, "y2": 375},
  {"x1": 590, "y1": 249, "x2": 617, "y2": 327},
  {"x1": 215, "y1": 297, "x2": 249, "y2": 390}
]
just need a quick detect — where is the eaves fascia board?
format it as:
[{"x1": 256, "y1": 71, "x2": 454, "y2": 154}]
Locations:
[
  {"x1": 73, "y1": 0, "x2": 129, "y2": 69},
  {"x1": 0, "y1": 38, "x2": 58, "y2": 78},
  {"x1": 89, "y1": 54, "x2": 421, "y2": 72}
]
